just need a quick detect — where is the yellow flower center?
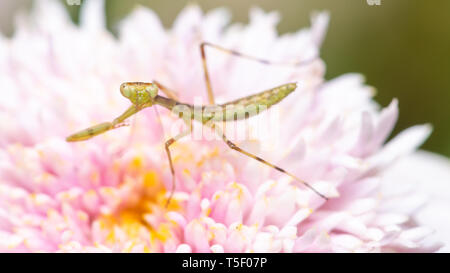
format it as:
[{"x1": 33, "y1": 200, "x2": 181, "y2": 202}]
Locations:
[{"x1": 94, "y1": 155, "x2": 181, "y2": 252}]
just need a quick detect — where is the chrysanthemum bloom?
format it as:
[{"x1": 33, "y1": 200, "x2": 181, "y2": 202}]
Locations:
[{"x1": 0, "y1": 0, "x2": 449, "y2": 252}]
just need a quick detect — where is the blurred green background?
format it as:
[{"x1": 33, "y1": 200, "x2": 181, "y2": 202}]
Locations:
[{"x1": 1, "y1": 0, "x2": 449, "y2": 157}]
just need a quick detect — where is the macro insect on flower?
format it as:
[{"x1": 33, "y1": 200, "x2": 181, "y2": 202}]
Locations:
[
  {"x1": 65, "y1": 44, "x2": 328, "y2": 206},
  {"x1": 0, "y1": 0, "x2": 447, "y2": 253}
]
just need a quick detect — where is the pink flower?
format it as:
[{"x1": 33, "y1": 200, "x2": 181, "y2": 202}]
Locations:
[{"x1": 0, "y1": 0, "x2": 448, "y2": 252}]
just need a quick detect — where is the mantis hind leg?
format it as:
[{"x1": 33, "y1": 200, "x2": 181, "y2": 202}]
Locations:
[
  {"x1": 200, "y1": 42, "x2": 318, "y2": 105},
  {"x1": 210, "y1": 124, "x2": 328, "y2": 200}
]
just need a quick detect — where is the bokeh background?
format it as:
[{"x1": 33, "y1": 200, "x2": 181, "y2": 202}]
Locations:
[{"x1": 1, "y1": 0, "x2": 449, "y2": 157}]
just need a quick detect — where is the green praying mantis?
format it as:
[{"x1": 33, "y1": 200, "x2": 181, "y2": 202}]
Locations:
[{"x1": 66, "y1": 42, "x2": 329, "y2": 205}]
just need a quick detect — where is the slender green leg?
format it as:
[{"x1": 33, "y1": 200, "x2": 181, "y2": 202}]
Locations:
[
  {"x1": 200, "y1": 42, "x2": 216, "y2": 105},
  {"x1": 164, "y1": 129, "x2": 191, "y2": 207},
  {"x1": 210, "y1": 124, "x2": 328, "y2": 200},
  {"x1": 154, "y1": 80, "x2": 179, "y2": 100},
  {"x1": 151, "y1": 81, "x2": 183, "y2": 141},
  {"x1": 200, "y1": 41, "x2": 318, "y2": 105},
  {"x1": 66, "y1": 105, "x2": 143, "y2": 142},
  {"x1": 153, "y1": 81, "x2": 194, "y2": 207}
]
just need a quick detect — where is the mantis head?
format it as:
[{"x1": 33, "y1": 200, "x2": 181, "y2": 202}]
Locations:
[{"x1": 120, "y1": 82, "x2": 158, "y2": 107}]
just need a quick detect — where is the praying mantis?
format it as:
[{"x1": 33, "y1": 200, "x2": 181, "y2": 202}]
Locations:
[{"x1": 66, "y1": 42, "x2": 329, "y2": 205}]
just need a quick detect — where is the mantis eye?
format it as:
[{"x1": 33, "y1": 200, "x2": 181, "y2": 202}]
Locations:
[{"x1": 120, "y1": 83, "x2": 133, "y2": 99}]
